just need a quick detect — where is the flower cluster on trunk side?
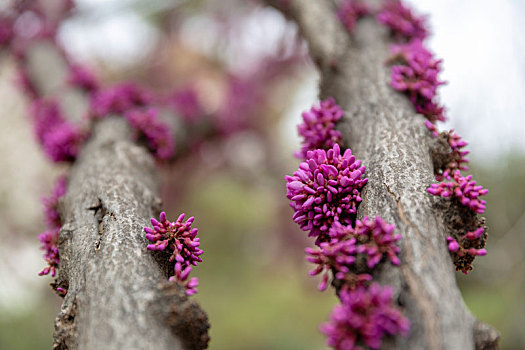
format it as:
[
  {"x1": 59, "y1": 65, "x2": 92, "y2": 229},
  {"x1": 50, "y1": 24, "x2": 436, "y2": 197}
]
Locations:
[
  {"x1": 287, "y1": 100, "x2": 409, "y2": 349},
  {"x1": 144, "y1": 212, "x2": 203, "y2": 295}
]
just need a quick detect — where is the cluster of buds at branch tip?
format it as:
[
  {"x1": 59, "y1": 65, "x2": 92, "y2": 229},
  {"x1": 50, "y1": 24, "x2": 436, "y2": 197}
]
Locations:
[{"x1": 145, "y1": 212, "x2": 203, "y2": 295}]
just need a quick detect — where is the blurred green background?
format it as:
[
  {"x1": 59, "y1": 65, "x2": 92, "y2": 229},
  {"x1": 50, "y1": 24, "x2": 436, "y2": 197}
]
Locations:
[{"x1": 1, "y1": 0, "x2": 524, "y2": 349}]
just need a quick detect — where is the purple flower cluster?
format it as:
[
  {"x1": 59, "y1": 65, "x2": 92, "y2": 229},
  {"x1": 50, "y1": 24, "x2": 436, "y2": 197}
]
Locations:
[
  {"x1": 377, "y1": 0, "x2": 428, "y2": 42},
  {"x1": 124, "y1": 108, "x2": 175, "y2": 160},
  {"x1": 306, "y1": 238, "x2": 359, "y2": 291},
  {"x1": 337, "y1": 0, "x2": 369, "y2": 33},
  {"x1": 351, "y1": 216, "x2": 402, "y2": 268},
  {"x1": 42, "y1": 176, "x2": 67, "y2": 229},
  {"x1": 90, "y1": 83, "x2": 153, "y2": 119},
  {"x1": 286, "y1": 95, "x2": 410, "y2": 347},
  {"x1": 377, "y1": 0, "x2": 489, "y2": 272},
  {"x1": 285, "y1": 144, "x2": 368, "y2": 239},
  {"x1": 389, "y1": 40, "x2": 446, "y2": 123},
  {"x1": 68, "y1": 64, "x2": 99, "y2": 92},
  {"x1": 30, "y1": 99, "x2": 84, "y2": 162},
  {"x1": 295, "y1": 98, "x2": 343, "y2": 160},
  {"x1": 427, "y1": 171, "x2": 488, "y2": 214},
  {"x1": 435, "y1": 129, "x2": 470, "y2": 181},
  {"x1": 144, "y1": 212, "x2": 203, "y2": 295},
  {"x1": 169, "y1": 263, "x2": 200, "y2": 296},
  {"x1": 306, "y1": 216, "x2": 401, "y2": 292},
  {"x1": 38, "y1": 176, "x2": 67, "y2": 277},
  {"x1": 0, "y1": 15, "x2": 13, "y2": 46},
  {"x1": 321, "y1": 284, "x2": 410, "y2": 350},
  {"x1": 38, "y1": 230, "x2": 60, "y2": 277}
]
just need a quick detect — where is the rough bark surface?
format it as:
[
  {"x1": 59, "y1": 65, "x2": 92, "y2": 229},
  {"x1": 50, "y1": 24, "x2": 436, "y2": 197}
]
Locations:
[
  {"x1": 53, "y1": 117, "x2": 209, "y2": 349},
  {"x1": 267, "y1": 1, "x2": 499, "y2": 349}
]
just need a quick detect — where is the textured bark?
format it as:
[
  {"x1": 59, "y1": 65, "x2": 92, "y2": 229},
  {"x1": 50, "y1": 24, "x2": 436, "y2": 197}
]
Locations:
[
  {"x1": 54, "y1": 118, "x2": 209, "y2": 350},
  {"x1": 267, "y1": 1, "x2": 499, "y2": 349}
]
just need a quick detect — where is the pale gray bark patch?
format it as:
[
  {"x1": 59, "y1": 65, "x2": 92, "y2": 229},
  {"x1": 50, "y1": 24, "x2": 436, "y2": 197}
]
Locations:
[
  {"x1": 53, "y1": 118, "x2": 209, "y2": 349},
  {"x1": 266, "y1": 0, "x2": 500, "y2": 349}
]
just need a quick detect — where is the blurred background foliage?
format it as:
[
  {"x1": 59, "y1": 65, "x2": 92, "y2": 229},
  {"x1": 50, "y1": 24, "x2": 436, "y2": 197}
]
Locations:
[{"x1": 0, "y1": 0, "x2": 524, "y2": 349}]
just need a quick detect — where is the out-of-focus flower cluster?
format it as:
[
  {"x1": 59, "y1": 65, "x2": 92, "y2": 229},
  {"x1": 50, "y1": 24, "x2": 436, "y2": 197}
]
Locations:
[
  {"x1": 321, "y1": 284, "x2": 410, "y2": 350},
  {"x1": 30, "y1": 99, "x2": 84, "y2": 163},
  {"x1": 124, "y1": 108, "x2": 175, "y2": 160},
  {"x1": 144, "y1": 212, "x2": 203, "y2": 295},
  {"x1": 89, "y1": 83, "x2": 153, "y2": 119},
  {"x1": 337, "y1": 0, "x2": 369, "y2": 33},
  {"x1": 67, "y1": 65, "x2": 99, "y2": 92},
  {"x1": 287, "y1": 100, "x2": 409, "y2": 349},
  {"x1": 295, "y1": 98, "x2": 343, "y2": 160},
  {"x1": 38, "y1": 176, "x2": 67, "y2": 277},
  {"x1": 377, "y1": 0, "x2": 428, "y2": 42}
]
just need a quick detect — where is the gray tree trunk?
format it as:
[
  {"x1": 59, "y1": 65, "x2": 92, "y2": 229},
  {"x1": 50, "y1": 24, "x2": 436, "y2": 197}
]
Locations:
[
  {"x1": 54, "y1": 118, "x2": 209, "y2": 350},
  {"x1": 22, "y1": 44, "x2": 209, "y2": 350},
  {"x1": 267, "y1": 1, "x2": 499, "y2": 349}
]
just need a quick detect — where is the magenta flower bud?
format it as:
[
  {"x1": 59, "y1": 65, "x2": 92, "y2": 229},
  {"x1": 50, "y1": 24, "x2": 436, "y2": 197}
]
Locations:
[{"x1": 448, "y1": 240, "x2": 459, "y2": 252}]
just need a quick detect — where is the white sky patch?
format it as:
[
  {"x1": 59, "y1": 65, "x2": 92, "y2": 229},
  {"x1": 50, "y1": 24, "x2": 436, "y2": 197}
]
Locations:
[{"x1": 407, "y1": 0, "x2": 525, "y2": 160}]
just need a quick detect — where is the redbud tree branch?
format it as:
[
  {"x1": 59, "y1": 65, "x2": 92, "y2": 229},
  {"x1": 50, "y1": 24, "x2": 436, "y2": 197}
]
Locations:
[
  {"x1": 22, "y1": 43, "x2": 209, "y2": 349},
  {"x1": 266, "y1": 1, "x2": 499, "y2": 349}
]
